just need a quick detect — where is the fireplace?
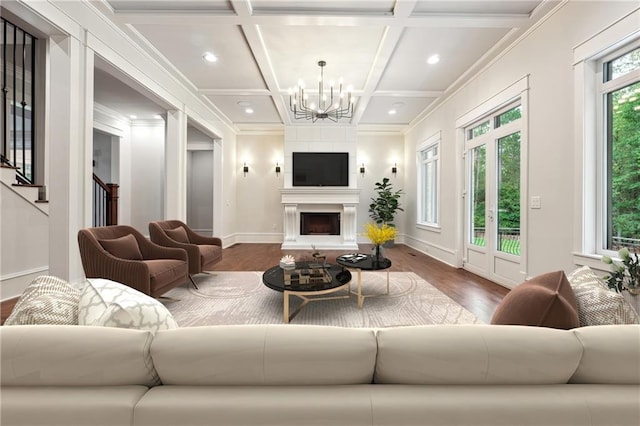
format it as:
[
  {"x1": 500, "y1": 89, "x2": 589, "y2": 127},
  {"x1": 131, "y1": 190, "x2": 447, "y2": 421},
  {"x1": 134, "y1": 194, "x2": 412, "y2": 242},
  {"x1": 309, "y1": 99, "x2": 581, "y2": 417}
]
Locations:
[
  {"x1": 300, "y1": 213, "x2": 340, "y2": 235},
  {"x1": 280, "y1": 188, "x2": 360, "y2": 250}
]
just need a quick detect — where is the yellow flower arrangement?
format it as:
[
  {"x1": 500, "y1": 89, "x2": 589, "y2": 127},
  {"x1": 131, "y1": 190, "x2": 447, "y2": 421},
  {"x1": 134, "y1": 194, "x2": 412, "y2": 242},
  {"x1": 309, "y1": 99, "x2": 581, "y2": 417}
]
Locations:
[{"x1": 363, "y1": 222, "x2": 397, "y2": 245}]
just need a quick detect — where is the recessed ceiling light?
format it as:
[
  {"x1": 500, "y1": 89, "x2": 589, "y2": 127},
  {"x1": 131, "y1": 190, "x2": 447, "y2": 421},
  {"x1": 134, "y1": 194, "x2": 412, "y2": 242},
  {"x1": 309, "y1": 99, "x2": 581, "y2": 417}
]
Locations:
[
  {"x1": 388, "y1": 109, "x2": 397, "y2": 115},
  {"x1": 427, "y1": 54, "x2": 440, "y2": 65},
  {"x1": 392, "y1": 101, "x2": 405, "y2": 108},
  {"x1": 203, "y1": 52, "x2": 218, "y2": 63},
  {"x1": 129, "y1": 115, "x2": 137, "y2": 119},
  {"x1": 245, "y1": 108, "x2": 254, "y2": 114},
  {"x1": 237, "y1": 101, "x2": 251, "y2": 107}
]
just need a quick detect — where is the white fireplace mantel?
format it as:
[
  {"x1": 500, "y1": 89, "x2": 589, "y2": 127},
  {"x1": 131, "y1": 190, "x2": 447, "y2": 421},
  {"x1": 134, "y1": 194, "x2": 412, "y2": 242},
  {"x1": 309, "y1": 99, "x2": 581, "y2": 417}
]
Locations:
[{"x1": 280, "y1": 188, "x2": 360, "y2": 250}]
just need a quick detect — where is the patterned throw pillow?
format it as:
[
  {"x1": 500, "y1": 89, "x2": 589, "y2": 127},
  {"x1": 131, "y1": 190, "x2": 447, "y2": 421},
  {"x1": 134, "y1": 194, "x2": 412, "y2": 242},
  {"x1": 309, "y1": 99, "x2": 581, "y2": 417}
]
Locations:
[
  {"x1": 78, "y1": 278, "x2": 179, "y2": 333},
  {"x1": 566, "y1": 266, "x2": 639, "y2": 326},
  {"x1": 4, "y1": 275, "x2": 80, "y2": 325}
]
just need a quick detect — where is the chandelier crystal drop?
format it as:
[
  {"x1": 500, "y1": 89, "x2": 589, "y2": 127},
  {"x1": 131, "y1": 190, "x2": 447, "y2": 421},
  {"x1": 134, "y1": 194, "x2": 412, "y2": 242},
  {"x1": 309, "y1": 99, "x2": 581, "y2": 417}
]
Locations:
[{"x1": 289, "y1": 60, "x2": 354, "y2": 122}]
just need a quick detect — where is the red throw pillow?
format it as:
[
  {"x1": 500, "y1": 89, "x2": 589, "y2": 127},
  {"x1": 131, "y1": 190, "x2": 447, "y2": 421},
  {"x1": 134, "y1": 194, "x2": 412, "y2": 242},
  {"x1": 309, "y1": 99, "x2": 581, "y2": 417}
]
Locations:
[
  {"x1": 165, "y1": 226, "x2": 189, "y2": 243},
  {"x1": 491, "y1": 271, "x2": 580, "y2": 329},
  {"x1": 99, "y1": 234, "x2": 143, "y2": 260}
]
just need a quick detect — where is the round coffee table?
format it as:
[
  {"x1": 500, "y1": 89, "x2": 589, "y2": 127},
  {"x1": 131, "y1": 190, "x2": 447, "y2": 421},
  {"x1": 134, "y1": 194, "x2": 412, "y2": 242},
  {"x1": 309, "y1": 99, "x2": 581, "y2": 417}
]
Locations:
[
  {"x1": 262, "y1": 262, "x2": 352, "y2": 323},
  {"x1": 336, "y1": 254, "x2": 392, "y2": 308}
]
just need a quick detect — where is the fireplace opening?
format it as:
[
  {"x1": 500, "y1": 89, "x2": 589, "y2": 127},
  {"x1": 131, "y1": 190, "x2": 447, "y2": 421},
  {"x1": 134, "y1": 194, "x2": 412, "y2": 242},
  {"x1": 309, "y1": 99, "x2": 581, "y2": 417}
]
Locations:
[{"x1": 300, "y1": 212, "x2": 340, "y2": 236}]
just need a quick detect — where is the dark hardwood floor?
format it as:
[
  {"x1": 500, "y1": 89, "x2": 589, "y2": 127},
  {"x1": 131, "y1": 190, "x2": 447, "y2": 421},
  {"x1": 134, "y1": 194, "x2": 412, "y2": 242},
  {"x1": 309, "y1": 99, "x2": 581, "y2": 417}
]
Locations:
[{"x1": 1, "y1": 243, "x2": 508, "y2": 324}]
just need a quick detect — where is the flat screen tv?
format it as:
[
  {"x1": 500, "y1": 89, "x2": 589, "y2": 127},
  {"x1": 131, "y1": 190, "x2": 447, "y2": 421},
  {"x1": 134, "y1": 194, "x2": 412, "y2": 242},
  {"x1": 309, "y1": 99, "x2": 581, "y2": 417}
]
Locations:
[{"x1": 292, "y1": 152, "x2": 349, "y2": 187}]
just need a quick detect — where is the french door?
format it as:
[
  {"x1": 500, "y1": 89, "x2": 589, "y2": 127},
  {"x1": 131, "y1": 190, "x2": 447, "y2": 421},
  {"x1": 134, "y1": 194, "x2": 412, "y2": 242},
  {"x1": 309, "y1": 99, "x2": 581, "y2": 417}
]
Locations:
[{"x1": 463, "y1": 104, "x2": 524, "y2": 287}]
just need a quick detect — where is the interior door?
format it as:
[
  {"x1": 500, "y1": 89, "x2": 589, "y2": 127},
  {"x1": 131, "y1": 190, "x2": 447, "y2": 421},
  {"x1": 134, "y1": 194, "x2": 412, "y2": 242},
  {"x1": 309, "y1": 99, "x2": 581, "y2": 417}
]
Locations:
[{"x1": 463, "y1": 105, "x2": 524, "y2": 287}]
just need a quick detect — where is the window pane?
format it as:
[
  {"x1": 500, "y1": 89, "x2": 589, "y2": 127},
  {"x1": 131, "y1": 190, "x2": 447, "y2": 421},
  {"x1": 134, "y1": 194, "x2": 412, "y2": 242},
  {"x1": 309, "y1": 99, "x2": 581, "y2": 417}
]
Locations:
[
  {"x1": 470, "y1": 145, "x2": 486, "y2": 247},
  {"x1": 420, "y1": 144, "x2": 439, "y2": 224},
  {"x1": 606, "y1": 47, "x2": 640, "y2": 81},
  {"x1": 497, "y1": 132, "x2": 521, "y2": 255},
  {"x1": 422, "y1": 161, "x2": 437, "y2": 223},
  {"x1": 606, "y1": 81, "x2": 640, "y2": 250},
  {"x1": 468, "y1": 120, "x2": 490, "y2": 140},
  {"x1": 495, "y1": 105, "x2": 522, "y2": 127}
]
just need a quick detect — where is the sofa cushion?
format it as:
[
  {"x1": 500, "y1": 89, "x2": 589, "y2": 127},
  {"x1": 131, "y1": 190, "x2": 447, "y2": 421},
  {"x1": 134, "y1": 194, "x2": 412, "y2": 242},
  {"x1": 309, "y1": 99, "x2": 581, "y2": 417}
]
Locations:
[
  {"x1": 491, "y1": 271, "x2": 579, "y2": 329},
  {"x1": 570, "y1": 325, "x2": 640, "y2": 384},
  {"x1": 134, "y1": 386, "x2": 374, "y2": 426},
  {"x1": 566, "y1": 266, "x2": 639, "y2": 326},
  {"x1": 1, "y1": 386, "x2": 149, "y2": 426},
  {"x1": 144, "y1": 259, "x2": 189, "y2": 290},
  {"x1": 78, "y1": 278, "x2": 178, "y2": 334},
  {"x1": 0, "y1": 325, "x2": 158, "y2": 386},
  {"x1": 198, "y1": 244, "x2": 222, "y2": 265},
  {"x1": 4, "y1": 276, "x2": 80, "y2": 325},
  {"x1": 374, "y1": 325, "x2": 583, "y2": 385},
  {"x1": 165, "y1": 226, "x2": 189, "y2": 243},
  {"x1": 98, "y1": 234, "x2": 143, "y2": 260},
  {"x1": 151, "y1": 325, "x2": 377, "y2": 385}
]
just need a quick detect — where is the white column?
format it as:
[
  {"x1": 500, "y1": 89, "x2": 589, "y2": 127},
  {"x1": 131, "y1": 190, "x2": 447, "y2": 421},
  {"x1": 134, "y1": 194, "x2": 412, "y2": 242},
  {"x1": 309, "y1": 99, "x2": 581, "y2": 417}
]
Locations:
[
  {"x1": 164, "y1": 109, "x2": 187, "y2": 220},
  {"x1": 212, "y1": 139, "x2": 223, "y2": 238},
  {"x1": 48, "y1": 34, "x2": 93, "y2": 283},
  {"x1": 343, "y1": 204, "x2": 358, "y2": 245},
  {"x1": 283, "y1": 204, "x2": 297, "y2": 242}
]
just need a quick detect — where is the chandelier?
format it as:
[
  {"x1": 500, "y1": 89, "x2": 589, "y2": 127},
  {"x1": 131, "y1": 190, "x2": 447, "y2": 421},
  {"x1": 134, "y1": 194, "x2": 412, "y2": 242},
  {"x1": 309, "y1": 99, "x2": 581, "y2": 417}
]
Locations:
[{"x1": 289, "y1": 60, "x2": 354, "y2": 123}]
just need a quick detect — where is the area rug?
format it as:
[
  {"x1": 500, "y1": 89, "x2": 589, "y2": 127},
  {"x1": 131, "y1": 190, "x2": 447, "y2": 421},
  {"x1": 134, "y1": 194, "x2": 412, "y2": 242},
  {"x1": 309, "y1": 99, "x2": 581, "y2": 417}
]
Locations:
[{"x1": 162, "y1": 271, "x2": 483, "y2": 327}]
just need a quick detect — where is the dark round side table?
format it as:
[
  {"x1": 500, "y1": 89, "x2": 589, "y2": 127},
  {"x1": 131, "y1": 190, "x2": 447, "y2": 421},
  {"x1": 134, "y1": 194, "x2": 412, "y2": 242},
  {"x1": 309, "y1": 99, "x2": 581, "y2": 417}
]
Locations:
[{"x1": 336, "y1": 254, "x2": 392, "y2": 308}]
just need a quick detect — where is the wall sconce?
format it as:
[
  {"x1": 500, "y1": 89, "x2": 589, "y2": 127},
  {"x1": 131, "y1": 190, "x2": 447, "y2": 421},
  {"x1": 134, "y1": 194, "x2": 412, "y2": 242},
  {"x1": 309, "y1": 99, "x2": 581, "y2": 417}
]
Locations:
[
  {"x1": 243, "y1": 162, "x2": 249, "y2": 176},
  {"x1": 360, "y1": 163, "x2": 365, "y2": 175},
  {"x1": 275, "y1": 162, "x2": 281, "y2": 176},
  {"x1": 392, "y1": 163, "x2": 397, "y2": 175}
]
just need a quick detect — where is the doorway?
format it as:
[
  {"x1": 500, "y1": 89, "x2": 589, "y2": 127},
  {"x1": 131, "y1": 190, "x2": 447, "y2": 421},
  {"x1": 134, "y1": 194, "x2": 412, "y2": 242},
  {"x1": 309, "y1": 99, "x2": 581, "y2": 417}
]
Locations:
[{"x1": 463, "y1": 103, "x2": 525, "y2": 287}]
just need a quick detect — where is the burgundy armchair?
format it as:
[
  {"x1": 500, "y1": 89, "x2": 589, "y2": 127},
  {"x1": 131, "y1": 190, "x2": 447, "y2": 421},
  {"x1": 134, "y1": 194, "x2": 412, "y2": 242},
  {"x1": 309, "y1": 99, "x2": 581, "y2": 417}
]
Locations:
[
  {"x1": 149, "y1": 220, "x2": 222, "y2": 288},
  {"x1": 78, "y1": 225, "x2": 189, "y2": 297}
]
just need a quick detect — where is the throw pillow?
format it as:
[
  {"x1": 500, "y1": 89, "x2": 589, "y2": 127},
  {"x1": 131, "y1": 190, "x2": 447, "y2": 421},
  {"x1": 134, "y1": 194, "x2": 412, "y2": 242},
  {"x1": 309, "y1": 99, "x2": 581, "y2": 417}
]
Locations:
[
  {"x1": 491, "y1": 271, "x2": 580, "y2": 329},
  {"x1": 98, "y1": 234, "x2": 143, "y2": 260},
  {"x1": 78, "y1": 278, "x2": 179, "y2": 333},
  {"x1": 566, "y1": 266, "x2": 639, "y2": 326},
  {"x1": 4, "y1": 275, "x2": 80, "y2": 325},
  {"x1": 165, "y1": 226, "x2": 189, "y2": 243}
]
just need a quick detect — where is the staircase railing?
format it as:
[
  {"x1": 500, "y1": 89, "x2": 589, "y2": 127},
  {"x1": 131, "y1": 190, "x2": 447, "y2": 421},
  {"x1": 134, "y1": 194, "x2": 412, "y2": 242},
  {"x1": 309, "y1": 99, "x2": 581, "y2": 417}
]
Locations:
[
  {"x1": 93, "y1": 173, "x2": 119, "y2": 226},
  {"x1": 2, "y1": 18, "x2": 37, "y2": 185}
]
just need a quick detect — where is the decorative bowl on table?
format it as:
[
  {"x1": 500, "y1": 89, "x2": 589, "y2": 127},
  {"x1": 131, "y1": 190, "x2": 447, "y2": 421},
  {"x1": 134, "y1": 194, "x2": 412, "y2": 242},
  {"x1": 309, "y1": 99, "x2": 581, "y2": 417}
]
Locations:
[{"x1": 279, "y1": 255, "x2": 296, "y2": 270}]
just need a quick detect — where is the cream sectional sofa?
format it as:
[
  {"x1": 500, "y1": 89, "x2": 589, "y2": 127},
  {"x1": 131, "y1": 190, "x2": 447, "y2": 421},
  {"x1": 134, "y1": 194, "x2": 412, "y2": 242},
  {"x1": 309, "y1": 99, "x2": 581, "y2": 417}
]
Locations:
[{"x1": 1, "y1": 324, "x2": 639, "y2": 426}]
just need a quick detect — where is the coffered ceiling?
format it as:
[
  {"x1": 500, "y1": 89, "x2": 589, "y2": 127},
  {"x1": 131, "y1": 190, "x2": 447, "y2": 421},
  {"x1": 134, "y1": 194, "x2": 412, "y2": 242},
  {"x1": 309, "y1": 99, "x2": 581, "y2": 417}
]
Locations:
[{"x1": 92, "y1": 0, "x2": 557, "y2": 133}]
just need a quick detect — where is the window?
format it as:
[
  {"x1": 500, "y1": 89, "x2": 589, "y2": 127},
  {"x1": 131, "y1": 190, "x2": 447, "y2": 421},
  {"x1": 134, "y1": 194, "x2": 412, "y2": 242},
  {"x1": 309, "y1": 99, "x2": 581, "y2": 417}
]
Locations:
[
  {"x1": 599, "y1": 45, "x2": 640, "y2": 251},
  {"x1": 417, "y1": 133, "x2": 440, "y2": 227}
]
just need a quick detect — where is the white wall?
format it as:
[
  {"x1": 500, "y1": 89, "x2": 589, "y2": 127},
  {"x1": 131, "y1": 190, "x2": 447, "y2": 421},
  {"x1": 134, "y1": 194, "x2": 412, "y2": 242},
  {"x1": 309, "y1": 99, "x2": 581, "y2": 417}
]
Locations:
[
  {"x1": 92, "y1": 130, "x2": 112, "y2": 183},
  {"x1": 0, "y1": 185, "x2": 49, "y2": 299},
  {"x1": 404, "y1": 1, "x2": 639, "y2": 278},
  {"x1": 187, "y1": 126, "x2": 214, "y2": 233},
  {"x1": 236, "y1": 134, "x2": 285, "y2": 242},
  {"x1": 234, "y1": 131, "x2": 405, "y2": 243},
  {"x1": 129, "y1": 121, "x2": 165, "y2": 234},
  {"x1": 356, "y1": 133, "x2": 405, "y2": 241}
]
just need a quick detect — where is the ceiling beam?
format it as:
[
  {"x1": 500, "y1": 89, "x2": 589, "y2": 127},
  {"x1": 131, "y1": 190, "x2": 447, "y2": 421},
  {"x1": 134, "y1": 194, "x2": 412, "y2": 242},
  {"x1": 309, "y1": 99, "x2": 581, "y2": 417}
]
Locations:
[
  {"x1": 114, "y1": 12, "x2": 530, "y2": 29},
  {"x1": 229, "y1": 0, "x2": 292, "y2": 125}
]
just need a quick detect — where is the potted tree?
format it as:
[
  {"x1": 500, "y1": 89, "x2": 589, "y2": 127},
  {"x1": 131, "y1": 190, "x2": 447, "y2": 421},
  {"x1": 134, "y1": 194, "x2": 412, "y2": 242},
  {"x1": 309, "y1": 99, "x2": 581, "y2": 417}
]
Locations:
[{"x1": 368, "y1": 177, "x2": 403, "y2": 247}]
